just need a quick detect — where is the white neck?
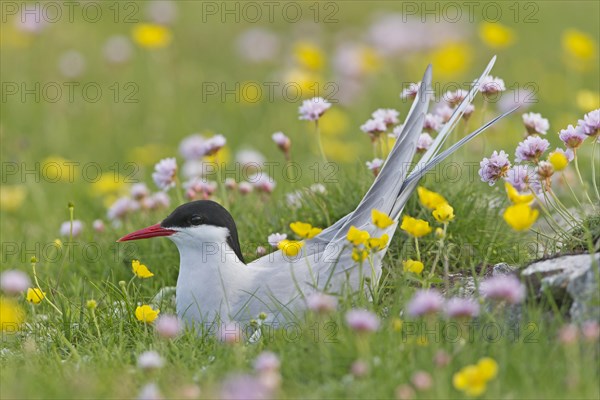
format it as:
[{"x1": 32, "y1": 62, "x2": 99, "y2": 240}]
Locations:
[{"x1": 168, "y1": 226, "x2": 247, "y2": 326}]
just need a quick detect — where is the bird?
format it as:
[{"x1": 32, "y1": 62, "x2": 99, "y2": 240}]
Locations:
[{"x1": 118, "y1": 57, "x2": 515, "y2": 328}]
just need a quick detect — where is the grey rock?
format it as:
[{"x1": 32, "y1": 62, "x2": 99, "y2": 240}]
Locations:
[{"x1": 521, "y1": 253, "x2": 600, "y2": 322}]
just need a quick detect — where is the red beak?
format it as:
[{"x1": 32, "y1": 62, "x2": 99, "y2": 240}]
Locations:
[{"x1": 117, "y1": 223, "x2": 176, "y2": 242}]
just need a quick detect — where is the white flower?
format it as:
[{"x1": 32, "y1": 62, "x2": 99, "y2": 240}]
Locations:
[
  {"x1": 286, "y1": 191, "x2": 303, "y2": 208},
  {"x1": 137, "y1": 351, "x2": 164, "y2": 371},
  {"x1": 137, "y1": 382, "x2": 162, "y2": 400},
  {"x1": 60, "y1": 220, "x2": 83, "y2": 237},
  {"x1": 267, "y1": 233, "x2": 287, "y2": 248},
  {"x1": 310, "y1": 183, "x2": 326, "y2": 194},
  {"x1": 298, "y1": 97, "x2": 331, "y2": 121},
  {"x1": 182, "y1": 160, "x2": 207, "y2": 179},
  {"x1": 0, "y1": 270, "x2": 31, "y2": 295},
  {"x1": 103, "y1": 35, "x2": 133, "y2": 64},
  {"x1": 152, "y1": 158, "x2": 178, "y2": 191}
]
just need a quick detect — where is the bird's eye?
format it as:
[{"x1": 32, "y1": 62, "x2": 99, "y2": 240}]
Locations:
[{"x1": 190, "y1": 215, "x2": 204, "y2": 226}]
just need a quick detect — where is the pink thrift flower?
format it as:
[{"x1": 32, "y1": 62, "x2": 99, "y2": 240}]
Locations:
[
  {"x1": 444, "y1": 297, "x2": 480, "y2": 319},
  {"x1": 372, "y1": 109, "x2": 400, "y2": 126},
  {"x1": 179, "y1": 134, "x2": 208, "y2": 160},
  {"x1": 400, "y1": 82, "x2": 420, "y2": 99},
  {"x1": 515, "y1": 136, "x2": 550, "y2": 163},
  {"x1": 238, "y1": 182, "x2": 254, "y2": 195},
  {"x1": 205, "y1": 134, "x2": 226, "y2": 156},
  {"x1": 522, "y1": 112, "x2": 550, "y2": 135},
  {"x1": 92, "y1": 219, "x2": 105, "y2": 233},
  {"x1": 306, "y1": 292, "x2": 338, "y2": 314},
  {"x1": 130, "y1": 183, "x2": 150, "y2": 200},
  {"x1": 423, "y1": 113, "x2": 443, "y2": 132},
  {"x1": 411, "y1": 371, "x2": 433, "y2": 391},
  {"x1": 351, "y1": 360, "x2": 369, "y2": 378},
  {"x1": 435, "y1": 104, "x2": 454, "y2": 123},
  {"x1": 444, "y1": 89, "x2": 468, "y2": 107},
  {"x1": 271, "y1": 132, "x2": 291, "y2": 153},
  {"x1": 256, "y1": 246, "x2": 267, "y2": 257},
  {"x1": 220, "y1": 374, "x2": 271, "y2": 400},
  {"x1": 155, "y1": 314, "x2": 182, "y2": 339},
  {"x1": 253, "y1": 351, "x2": 280, "y2": 373},
  {"x1": 480, "y1": 275, "x2": 526, "y2": 304},
  {"x1": 417, "y1": 133, "x2": 433, "y2": 152},
  {"x1": 345, "y1": 309, "x2": 380, "y2": 333},
  {"x1": 479, "y1": 150, "x2": 511, "y2": 185},
  {"x1": 60, "y1": 220, "x2": 83, "y2": 237},
  {"x1": 298, "y1": 97, "x2": 331, "y2": 121},
  {"x1": 366, "y1": 158, "x2": 384, "y2": 176},
  {"x1": 559, "y1": 125, "x2": 586, "y2": 149},
  {"x1": 267, "y1": 233, "x2": 287, "y2": 248},
  {"x1": 406, "y1": 290, "x2": 444, "y2": 317},
  {"x1": 107, "y1": 196, "x2": 139, "y2": 221},
  {"x1": 582, "y1": 321, "x2": 600, "y2": 342},
  {"x1": 578, "y1": 109, "x2": 600, "y2": 137},
  {"x1": 478, "y1": 75, "x2": 506, "y2": 95},
  {"x1": 152, "y1": 158, "x2": 178, "y2": 191},
  {"x1": 0, "y1": 270, "x2": 31, "y2": 295}
]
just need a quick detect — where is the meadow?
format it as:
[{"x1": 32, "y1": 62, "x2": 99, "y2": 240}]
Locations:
[{"x1": 1, "y1": 1, "x2": 599, "y2": 399}]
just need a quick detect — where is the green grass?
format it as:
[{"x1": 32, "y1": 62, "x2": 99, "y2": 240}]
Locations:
[{"x1": 1, "y1": 1, "x2": 599, "y2": 399}]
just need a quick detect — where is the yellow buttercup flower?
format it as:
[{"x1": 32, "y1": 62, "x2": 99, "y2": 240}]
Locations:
[
  {"x1": 0, "y1": 297, "x2": 25, "y2": 332},
  {"x1": 453, "y1": 357, "x2": 498, "y2": 397},
  {"x1": 26, "y1": 288, "x2": 45, "y2": 304},
  {"x1": 347, "y1": 226, "x2": 370, "y2": 246},
  {"x1": 351, "y1": 248, "x2": 369, "y2": 262},
  {"x1": 562, "y1": 29, "x2": 596, "y2": 61},
  {"x1": 479, "y1": 22, "x2": 515, "y2": 48},
  {"x1": 90, "y1": 174, "x2": 127, "y2": 197},
  {"x1": 503, "y1": 204, "x2": 539, "y2": 231},
  {"x1": 135, "y1": 305, "x2": 160, "y2": 323},
  {"x1": 319, "y1": 108, "x2": 350, "y2": 136},
  {"x1": 86, "y1": 300, "x2": 98, "y2": 310},
  {"x1": 41, "y1": 156, "x2": 76, "y2": 182},
  {"x1": 403, "y1": 259, "x2": 424, "y2": 275},
  {"x1": 0, "y1": 185, "x2": 26, "y2": 212},
  {"x1": 293, "y1": 41, "x2": 324, "y2": 70},
  {"x1": 278, "y1": 240, "x2": 304, "y2": 257},
  {"x1": 290, "y1": 222, "x2": 322, "y2": 239},
  {"x1": 132, "y1": 260, "x2": 154, "y2": 278},
  {"x1": 371, "y1": 209, "x2": 394, "y2": 229},
  {"x1": 366, "y1": 234, "x2": 389, "y2": 252},
  {"x1": 548, "y1": 152, "x2": 569, "y2": 171},
  {"x1": 417, "y1": 187, "x2": 448, "y2": 210},
  {"x1": 283, "y1": 69, "x2": 322, "y2": 97},
  {"x1": 132, "y1": 23, "x2": 172, "y2": 49},
  {"x1": 433, "y1": 203, "x2": 455, "y2": 223},
  {"x1": 476, "y1": 358, "x2": 499, "y2": 381},
  {"x1": 401, "y1": 216, "x2": 432, "y2": 238},
  {"x1": 576, "y1": 90, "x2": 600, "y2": 112},
  {"x1": 431, "y1": 42, "x2": 473, "y2": 78},
  {"x1": 504, "y1": 183, "x2": 534, "y2": 205}
]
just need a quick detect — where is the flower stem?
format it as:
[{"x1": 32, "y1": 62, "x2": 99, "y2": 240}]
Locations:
[
  {"x1": 574, "y1": 152, "x2": 594, "y2": 205},
  {"x1": 315, "y1": 120, "x2": 328, "y2": 164},
  {"x1": 591, "y1": 140, "x2": 600, "y2": 201},
  {"x1": 414, "y1": 237, "x2": 421, "y2": 262}
]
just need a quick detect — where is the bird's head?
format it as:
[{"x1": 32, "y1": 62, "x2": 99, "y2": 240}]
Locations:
[{"x1": 117, "y1": 200, "x2": 245, "y2": 263}]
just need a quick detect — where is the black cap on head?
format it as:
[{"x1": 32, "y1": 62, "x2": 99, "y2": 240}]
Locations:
[{"x1": 161, "y1": 200, "x2": 245, "y2": 263}]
